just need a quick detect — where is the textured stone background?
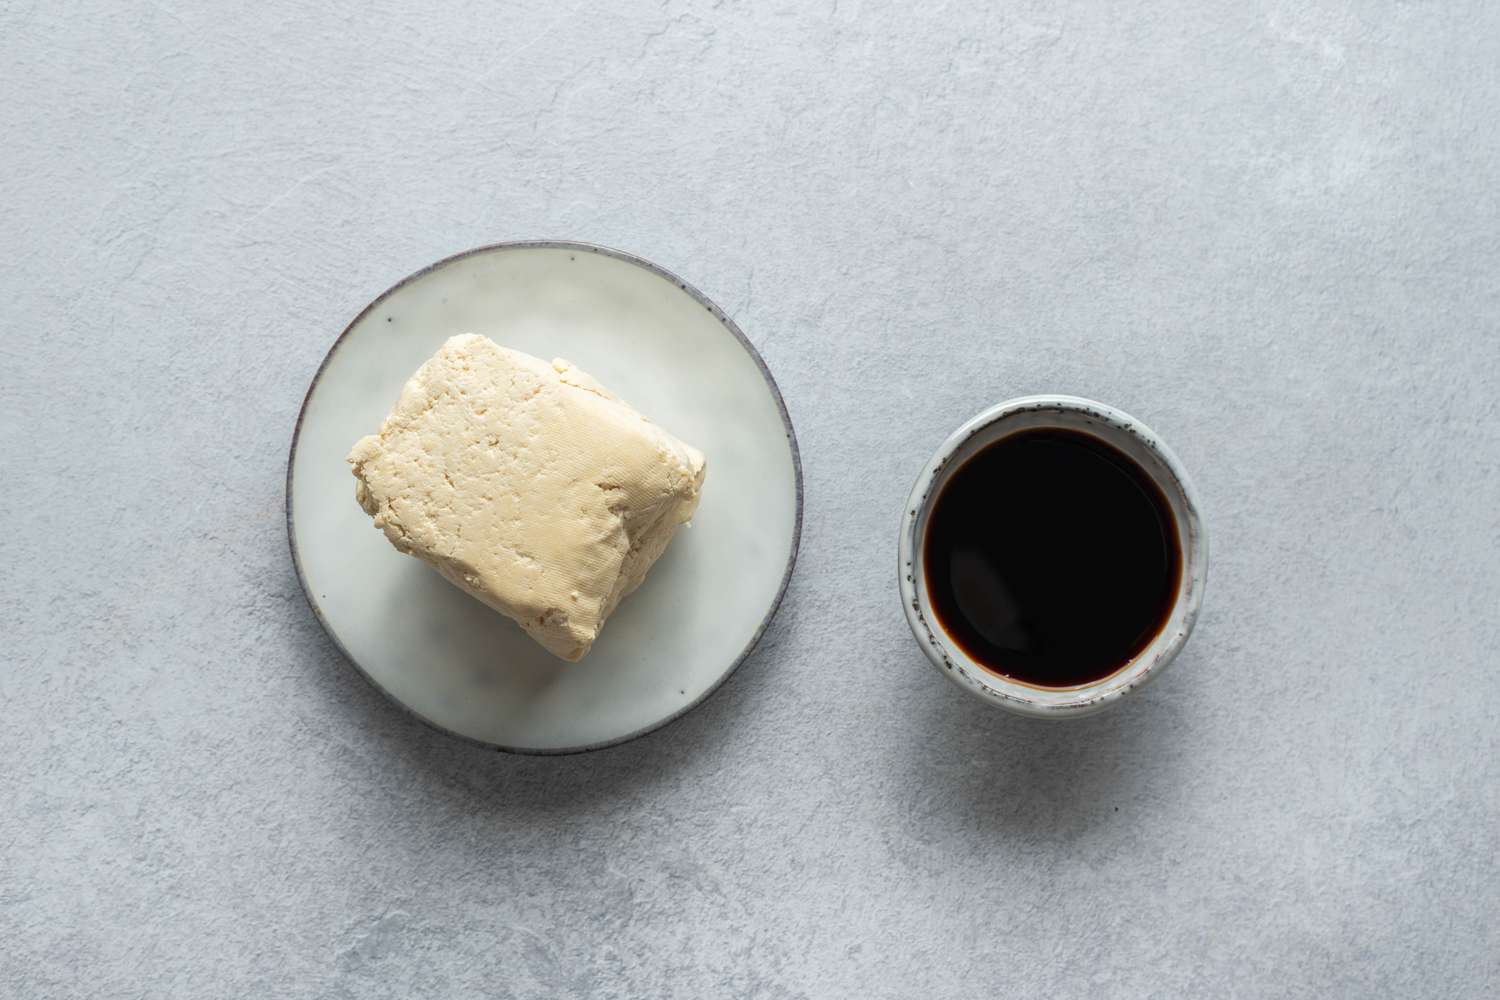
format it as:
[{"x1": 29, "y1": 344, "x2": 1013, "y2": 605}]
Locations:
[{"x1": 4, "y1": 1, "x2": 1498, "y2": 997}]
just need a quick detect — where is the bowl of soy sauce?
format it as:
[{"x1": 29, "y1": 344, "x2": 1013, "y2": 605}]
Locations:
[{"x1": 898, "y1": 396, "x2": 1208, "y2": 718}]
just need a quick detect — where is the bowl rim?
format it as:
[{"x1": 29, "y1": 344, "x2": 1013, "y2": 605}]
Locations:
[
  {"x1": 897, "y1": 394, "x2": 1208, "y2": 718},
  {"x1": 285, "y1": 239, "x2": 804, "y2": 754}
]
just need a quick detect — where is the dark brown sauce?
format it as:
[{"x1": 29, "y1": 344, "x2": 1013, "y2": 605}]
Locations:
[{"x1": 923, "y1": 428, "x2": 1181, "y2": 688}]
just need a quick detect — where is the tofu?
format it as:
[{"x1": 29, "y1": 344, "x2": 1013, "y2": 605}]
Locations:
[{"x1": 347, "y1": 334, "x2": 706, "y2": 661}]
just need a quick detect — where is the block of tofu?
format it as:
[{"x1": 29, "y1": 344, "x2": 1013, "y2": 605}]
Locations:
[{"x1": 347, "y1": 334, "x2": 706, "y2": 661}]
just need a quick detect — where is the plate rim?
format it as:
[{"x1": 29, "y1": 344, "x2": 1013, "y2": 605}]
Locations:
[{"x1": 284, "y1": 239, "x2": 804, "y2": 755}]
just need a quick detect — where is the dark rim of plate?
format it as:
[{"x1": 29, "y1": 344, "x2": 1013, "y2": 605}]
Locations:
[{"x1": 285, "y1": 240, "x2": 804, "y2": 755}]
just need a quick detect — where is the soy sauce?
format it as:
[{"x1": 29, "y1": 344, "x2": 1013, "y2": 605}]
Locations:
[{"x1": 923, "y1": 428, "x2": 1181, "y2": 688}]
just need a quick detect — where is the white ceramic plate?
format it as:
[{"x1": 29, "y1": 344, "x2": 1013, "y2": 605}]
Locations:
[{"x1": 287, "y1": 242, "x2": 802, "y2": 753}]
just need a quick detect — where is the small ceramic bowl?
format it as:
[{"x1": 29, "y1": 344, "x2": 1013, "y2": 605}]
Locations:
[{"x1": 898, "y1": 395, "x2": 1208, "y2": 718}]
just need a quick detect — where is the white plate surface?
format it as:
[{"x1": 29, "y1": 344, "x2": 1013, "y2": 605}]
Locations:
[{"x1": 288, "y1": 242, "x2": 801, "y2": 752}]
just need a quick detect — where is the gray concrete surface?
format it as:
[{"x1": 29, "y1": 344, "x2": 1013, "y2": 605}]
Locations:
[{"x1": 4, "y1": 2, "x2": 1499, "y2": 997}]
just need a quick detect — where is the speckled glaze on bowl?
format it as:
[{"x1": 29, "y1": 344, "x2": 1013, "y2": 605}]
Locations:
[
  {"x1": 898, "y1": 395, "x2": 1208, "y2": 718},
  {"x1": 288, "y1": 241, "x2": 802, "y2": 754}
]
